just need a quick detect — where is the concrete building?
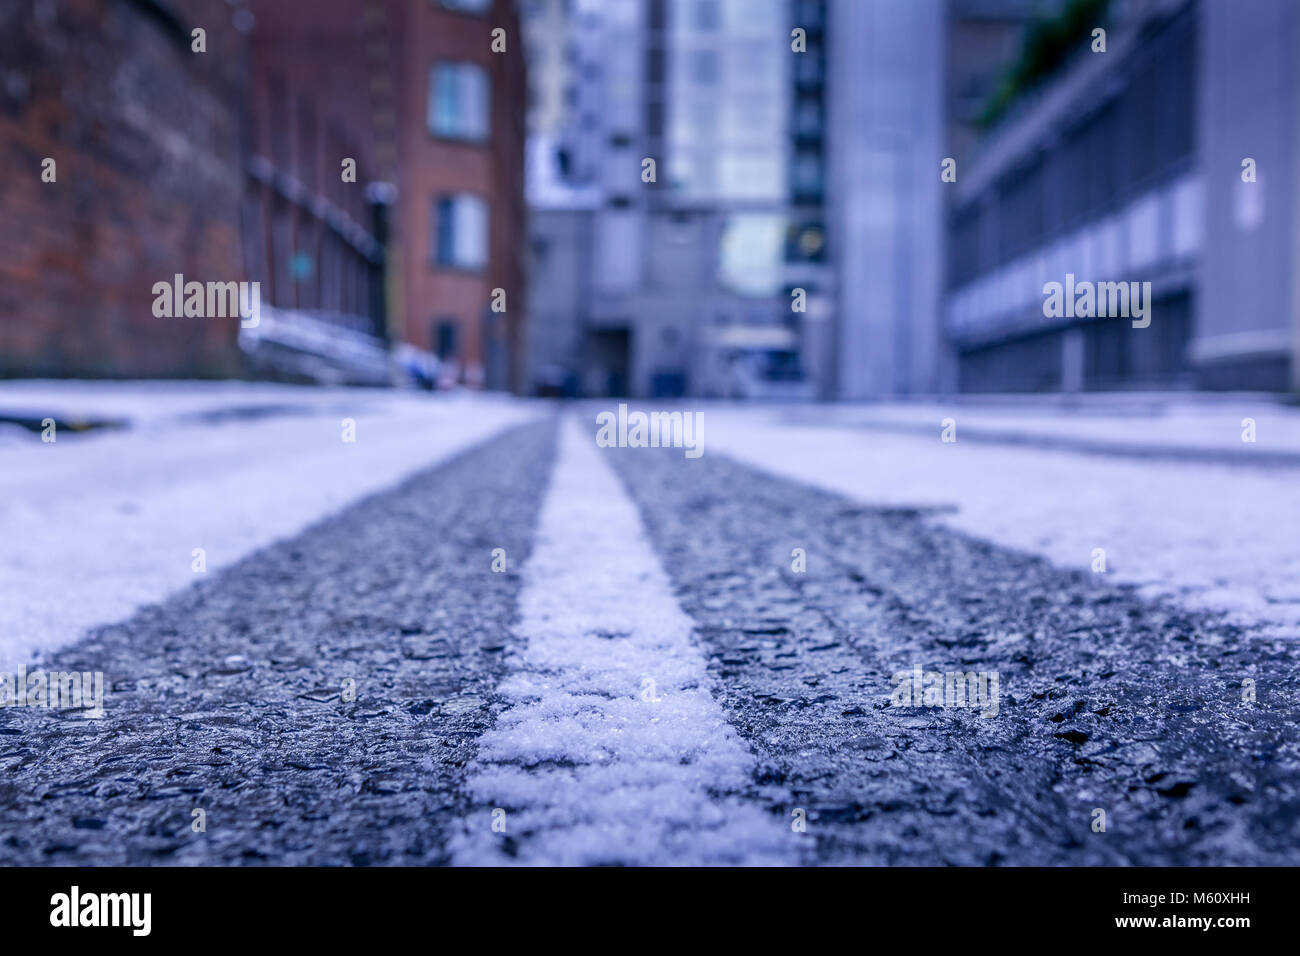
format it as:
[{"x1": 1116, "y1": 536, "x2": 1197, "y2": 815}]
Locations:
[
  {"x1": 520, "y1": 0, "x2": 800, "y2": 399},
  {"x1": 1197, "y1": 0, "x2": 1300, "y2": 392},
  {"x1": 945, "y1": 0, "x2": 1300, "y2": 393},
  {"x1": 945, "y1": 0, "x2": 1036, "y2": 166},
  {"x1": 805, "y1": 0, "x2": 1023, "y2": 400},
  {"x1": 825, "y1": 0, "x2": 944, "y2": 399},
  {"x1": 518, "y1": 0, "x2": 600, "y2": 395}
]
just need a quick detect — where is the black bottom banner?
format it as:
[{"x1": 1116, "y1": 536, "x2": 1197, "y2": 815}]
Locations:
[{"x1": 0, "y1": 865, "x2": 1276, "y2": 942}]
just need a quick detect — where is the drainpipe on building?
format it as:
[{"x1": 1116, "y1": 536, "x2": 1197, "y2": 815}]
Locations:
[
  {"x1": 1293, "y1": 7, "x2": 1300, "y2": 396},
  {"x1": 365, "y1": 181, "x2": 397, "y2": 345}
]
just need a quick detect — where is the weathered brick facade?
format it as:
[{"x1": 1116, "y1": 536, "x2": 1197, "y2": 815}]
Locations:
[
  {"x1": 1, "y1": 0, "x2": 528, "y2": 387},
  {"x1": 242, "y1": 0, "x2": 393, "y2": 333},
  {"x1": 392, "y1": 0, "x2": 528, "y2": 391},
  {"x1": 0, "y1": 0, "x2": 249, "y2": 378}
]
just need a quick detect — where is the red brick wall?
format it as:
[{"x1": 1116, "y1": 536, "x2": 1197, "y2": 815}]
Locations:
[
  {"x1": 393, "y1": 0, "x2": 527, "y2": 390},
  {"x1": 491, "y1": 0, "x2": 529, "y2": 393},
  {"x1": 243, "y1": 0, "x2": 395, "y2": 321},
  {"x1": 0, "y1": 0, "x2": 249, "y2": 378},
  {"x1": 0, "y1": 0, "x2": 528, "y2": 386}
]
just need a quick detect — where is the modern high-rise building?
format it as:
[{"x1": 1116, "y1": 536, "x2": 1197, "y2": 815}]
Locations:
[
  {"x1": 520, "y1": 0, "x2": 802, "y2": 399},
  {"x1": 518, "y1": 0, "x2": 600, "y2": 396},
  {"x1": 785, "y1": 0, "x2": 832, "y2": 399},
  {"x1": 519, "y1": 0, "x2": 1300, "y2": 400}
]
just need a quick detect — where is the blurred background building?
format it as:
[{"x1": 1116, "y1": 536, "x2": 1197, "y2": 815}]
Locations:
[
  {"x1": 242, "y1": 0, "x2": 393, "y2": 385},
  {"x1": 392, "y1": 0, "x2": 528, "y2": 392},
  {"x1": 825, "y1": 0, "x2": 943, "y2": 399},
  {"x1": 1, "y1": 0, "x2": 527, "y2": 389},
  {"x1": 4, "y1": 0, "x2": 1298, "y2": 398},
  {"x1": 522, "y1": 0, "x2": 815, "y2": 399},
  {"x1": 946, "y1": 0, "x2": 1300, "y2": 394},
  {"x1": 519, "y1": 0, "x2": 1300, "y2": 399},
  {"x1": 0, "y1": 0, "x2": 248, "y2": 379}
]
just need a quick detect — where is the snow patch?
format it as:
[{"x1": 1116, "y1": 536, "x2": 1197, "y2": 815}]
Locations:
[
  {"x1": 0, "y1": 385, "x2": 538, "y2": 669},
  {"x1": 452, "y1": 419, "x2": 789, "y2": 866},
  {"x1": 707, "y1": 408, "x2": 1300, "y2": 638}
]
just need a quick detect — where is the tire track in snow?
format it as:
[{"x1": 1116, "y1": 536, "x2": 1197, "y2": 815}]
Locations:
[{"x1": 452, "y1": 417, "x2": 790, "y2": 865}]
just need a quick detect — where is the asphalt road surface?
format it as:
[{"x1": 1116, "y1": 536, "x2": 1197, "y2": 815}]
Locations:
[{"x1": 2, "y1": 412, "x2": 1297, "y2": 865}]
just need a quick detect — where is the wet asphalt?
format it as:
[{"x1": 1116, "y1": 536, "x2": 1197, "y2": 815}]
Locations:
[
  {"x1": 607, "y1": 443, "x2": 1300, "y2": 865},
  {"x1": 0, "y1": 420, "x2": 554, "y2": 865},
  {"x1": 2, "y1": 413, "x2": 1297, "y2": 865}
]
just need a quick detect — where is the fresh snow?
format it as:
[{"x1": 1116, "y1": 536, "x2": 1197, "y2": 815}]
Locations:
[
  {"x1": 777, "y1": 397, "x2": 1300, "y2": 458},
  {"x1": 0, "y1": 382, "x2": 539, "y2": 670},
  {"x1": 452, "y1": 418, "x2": 790, "y2": 865},
  {"x1": 707, "y1": 407, "x2": 1300, "y2": 637}
]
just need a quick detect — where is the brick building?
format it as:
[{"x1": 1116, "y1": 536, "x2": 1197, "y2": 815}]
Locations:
[
  {"x1": 393, "y1": 0, "x2": 528, "y2": 391},
  {"x1": 2, "y1": 0, "x2": 529, "y2": 390},
  {"x1": 0, "y1": 0, "x2": 249, "y2": 378},
  {"x1": 242, "y1": 0, "x2": 527, "y2": 390},
  {"x1": 241, "y1": 0, "x2": 397, "y2": 384}
]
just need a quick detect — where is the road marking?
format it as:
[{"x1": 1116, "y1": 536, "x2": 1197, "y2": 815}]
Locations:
[{"x1": 452, "y1": 417, "x2": 788, "y2": 865}]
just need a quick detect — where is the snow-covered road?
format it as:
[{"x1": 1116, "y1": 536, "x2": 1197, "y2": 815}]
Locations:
[
  {"x1": 0, "y1": 383, "x2": 539, "y2": 670},
  {"x1": 3, "y1": 386, "x2": 1300, "y2": 866}
]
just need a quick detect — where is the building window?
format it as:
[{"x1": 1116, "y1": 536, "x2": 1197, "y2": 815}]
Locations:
[
  {"x1": 438, "y1": 0, "x2": 492, "y2": 14},
  {"x1": 648, "y1": 0, "x2": 667, "y2": 31},
  {"x1": 432, "y1": 319, "x2": 460, "y2": 360},
  {"x1": 428, "y1": 62, "x2": 490, "y2": 142},
  {"x1": 693, "y1": 0, "x2": 719, "y2": 31},
  {"x1": 793, "y1": 0, "x2": 824, "y2": 30},
  {"x1": 791, "y1": 151, "x2": 822, "y2": 196},
  {"x1": 795, "y1": 47, "x2": 823, "y2": 85},
  {"x1": 690, "y1": 49, "x2": 718, "y2": 85},
  {"x1": 719, "y1": 214, "x2": 785, "y2": 297},
  {"x1": 646, "y1": 46, "x2": 665, "y2": 85},
  {"x1": 433, "y1": 194, "x2": 489, "y2": 270},
  {"x1": 794, "y1": 97, "x2": 822, "y2": 138}
]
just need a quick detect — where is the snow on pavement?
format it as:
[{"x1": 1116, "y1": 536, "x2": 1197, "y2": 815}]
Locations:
[
  {"x1": 777, "y1": 397, "x2": 1300, "y2": 458},
  {"x1": 707, "y1": 408, "x2": 1300, "y2": 638},
  {"x1": 0, "y1": 379, "x2": 384, "y2": 431},
  {"x1": 452, "y1": 417, "x2": 789, "y2": 865},
  {"x1": 0, "y1": 384, "x2": 539, "y2": 670}
]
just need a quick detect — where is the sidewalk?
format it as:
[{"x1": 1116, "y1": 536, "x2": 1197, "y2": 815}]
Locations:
[
  {"x1": 774, "y1": 393, "x2": 1300, "y2": 465},
  {"x1": 706, "y1": 402, "x2": 1300, "y2": 638},
  {"x1": 0, "y1": 380, "x2": 422, "y2": 435}
]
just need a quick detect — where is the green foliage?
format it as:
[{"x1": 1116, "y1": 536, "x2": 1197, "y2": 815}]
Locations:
[{"x1": 977, "y1": 0, "x2": 1111, "y2": 131}]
